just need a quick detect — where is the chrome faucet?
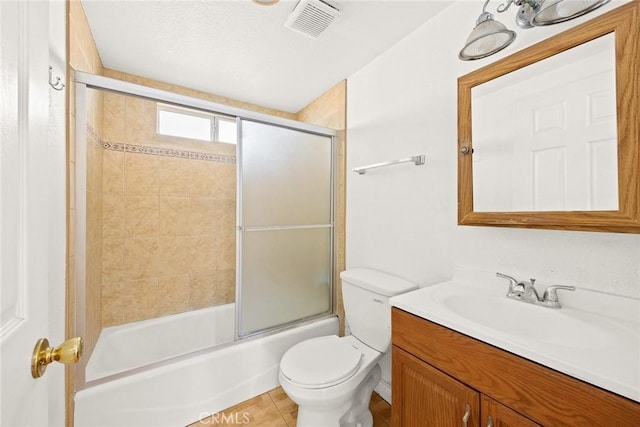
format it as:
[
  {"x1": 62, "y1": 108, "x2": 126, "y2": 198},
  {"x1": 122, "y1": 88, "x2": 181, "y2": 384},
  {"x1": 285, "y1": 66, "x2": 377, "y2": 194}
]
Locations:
[{"x1": 496, "y1": 272, "x2": 575, "y2": 308}]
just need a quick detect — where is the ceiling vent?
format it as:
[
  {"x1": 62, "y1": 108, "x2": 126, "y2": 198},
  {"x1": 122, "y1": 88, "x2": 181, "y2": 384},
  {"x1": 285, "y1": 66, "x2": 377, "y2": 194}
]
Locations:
[{"x1": 284, "y1": 0, "x2": 341, "y2": 39}]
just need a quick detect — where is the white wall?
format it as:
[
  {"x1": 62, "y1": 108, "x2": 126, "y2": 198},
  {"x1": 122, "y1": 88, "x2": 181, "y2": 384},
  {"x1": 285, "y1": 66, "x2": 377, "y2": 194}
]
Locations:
[{"x1": 346, "y1": 0, "x2": 639, "y2": 298}]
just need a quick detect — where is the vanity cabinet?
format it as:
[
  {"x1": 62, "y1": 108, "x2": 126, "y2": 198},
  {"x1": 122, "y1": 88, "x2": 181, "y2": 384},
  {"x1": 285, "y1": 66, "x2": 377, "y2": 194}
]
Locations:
[
  {"x1": 393, "y1": 347, "x2": 540, "y2": 427},
  {"x1": 391, "y1": 308, "x2": 640, "y2": 426}
]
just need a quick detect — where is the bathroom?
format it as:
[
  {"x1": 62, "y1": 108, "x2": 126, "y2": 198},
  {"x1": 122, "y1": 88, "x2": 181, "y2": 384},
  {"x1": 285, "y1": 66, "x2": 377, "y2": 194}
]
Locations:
[{"x1": 1, "y1": 0, "x2": 639, "y2": 426}]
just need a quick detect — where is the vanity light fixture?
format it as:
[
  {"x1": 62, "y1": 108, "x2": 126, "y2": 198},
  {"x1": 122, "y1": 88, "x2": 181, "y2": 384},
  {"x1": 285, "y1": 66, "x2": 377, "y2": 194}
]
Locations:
[
  {"x1": 459, "y1": 2, "x2": 516, "y2": 61},
  {"x1": 252, "y1": 0, "x2": 279, "y2": 5},
  {"x1": 530, "y1": 0, "x2": 611, "y2": 26},
  {"x1": 459, "y1": 0, "x2": 611, "y2": 60}
]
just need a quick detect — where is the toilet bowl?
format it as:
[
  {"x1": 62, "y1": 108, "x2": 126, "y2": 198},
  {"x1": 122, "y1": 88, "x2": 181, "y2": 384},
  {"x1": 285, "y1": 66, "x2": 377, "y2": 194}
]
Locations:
[
  {"x1": 278, "y1": 268, "x2": 417, "y2": 427},
  {"x1": 279, "y1": 335, "x2": 382, "y2": 427}
]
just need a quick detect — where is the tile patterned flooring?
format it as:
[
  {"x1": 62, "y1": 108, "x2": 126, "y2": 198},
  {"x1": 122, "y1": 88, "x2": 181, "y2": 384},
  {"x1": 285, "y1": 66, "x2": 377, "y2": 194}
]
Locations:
[{"x1": 188, "y1": 387, "x2": 391, "y2": 427}]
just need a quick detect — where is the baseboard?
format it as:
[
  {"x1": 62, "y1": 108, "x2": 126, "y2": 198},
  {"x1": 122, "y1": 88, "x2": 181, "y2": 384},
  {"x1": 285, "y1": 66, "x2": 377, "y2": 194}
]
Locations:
[{"x1": 374, "y1": 379, "x2": 391, "y2": 404}]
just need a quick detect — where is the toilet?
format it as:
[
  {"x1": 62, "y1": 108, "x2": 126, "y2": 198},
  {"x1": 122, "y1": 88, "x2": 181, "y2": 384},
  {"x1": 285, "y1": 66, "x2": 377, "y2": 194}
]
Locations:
[{"x1": 279, "y1": 268, "x2": 417, "y2": 427}]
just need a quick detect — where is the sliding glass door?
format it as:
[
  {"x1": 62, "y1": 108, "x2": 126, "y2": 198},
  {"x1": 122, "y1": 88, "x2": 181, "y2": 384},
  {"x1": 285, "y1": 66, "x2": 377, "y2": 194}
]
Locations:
[{"x1": 237, "y1": 119, "x2": 334, "y2": 337}]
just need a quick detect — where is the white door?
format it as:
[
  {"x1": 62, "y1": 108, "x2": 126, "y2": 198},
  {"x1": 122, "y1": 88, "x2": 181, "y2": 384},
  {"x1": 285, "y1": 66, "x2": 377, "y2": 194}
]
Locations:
[
  {"x1": 1, "y1": 1, "x2": 66, "y2": 425},
  {"x1": 512, "y1": 69, "x2": 618, "y2": 211}
]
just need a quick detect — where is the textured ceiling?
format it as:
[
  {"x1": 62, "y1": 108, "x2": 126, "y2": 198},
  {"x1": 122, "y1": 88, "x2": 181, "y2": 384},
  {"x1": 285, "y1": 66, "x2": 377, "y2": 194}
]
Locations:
[{"x1": 81, "y1": 0, "x2": 451, "y2": 113}]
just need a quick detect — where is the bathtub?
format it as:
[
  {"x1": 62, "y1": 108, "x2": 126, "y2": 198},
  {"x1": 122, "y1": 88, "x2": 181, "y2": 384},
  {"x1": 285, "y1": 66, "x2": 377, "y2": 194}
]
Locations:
[
  {"x1": 74, "y1": 310, "x2": 338, "y2": 427},
  {"x1": 86, "y1": 304, "x2": 235, "y2": 382}
]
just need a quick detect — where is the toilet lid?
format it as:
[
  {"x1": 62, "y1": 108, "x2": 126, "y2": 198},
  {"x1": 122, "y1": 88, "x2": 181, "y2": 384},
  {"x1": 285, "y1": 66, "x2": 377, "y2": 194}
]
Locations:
[{"x1": 280, "y1": 335, "x2": 362, "y2": 389}]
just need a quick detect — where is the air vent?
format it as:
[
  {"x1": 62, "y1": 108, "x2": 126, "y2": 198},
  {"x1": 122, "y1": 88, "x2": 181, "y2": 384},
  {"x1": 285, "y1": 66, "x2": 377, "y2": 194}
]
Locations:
[{"x1": 284, "y1": 0, "x2": 341, "y2": 39}]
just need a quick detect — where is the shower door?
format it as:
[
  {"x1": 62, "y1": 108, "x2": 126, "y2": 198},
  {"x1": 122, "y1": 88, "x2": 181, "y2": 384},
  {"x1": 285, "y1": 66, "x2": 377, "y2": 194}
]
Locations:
[{"x1": 237, "y1": 119, "x2": 334, "y2": 337}]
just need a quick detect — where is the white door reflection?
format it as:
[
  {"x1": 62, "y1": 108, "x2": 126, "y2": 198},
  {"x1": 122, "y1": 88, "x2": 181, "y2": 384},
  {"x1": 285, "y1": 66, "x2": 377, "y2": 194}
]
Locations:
[{"x1": 472, "y1": 33, "x2": 618, "y2": 212}]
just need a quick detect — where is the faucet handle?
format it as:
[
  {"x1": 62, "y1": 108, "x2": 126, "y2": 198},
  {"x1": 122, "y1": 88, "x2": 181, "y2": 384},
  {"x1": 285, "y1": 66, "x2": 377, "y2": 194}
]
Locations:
[
  {"x1": 496, "y1": 272, "x2": 519, "y2": 293},
  {"x1": 496, "y1": 272, "x2": 517, "y2": 287},
  {"x1": 542, "y1": 285, "x2": 576, "y2": 306},
  {"x1": 497, "y1": 272, "x2": 529, "y2": 300}
]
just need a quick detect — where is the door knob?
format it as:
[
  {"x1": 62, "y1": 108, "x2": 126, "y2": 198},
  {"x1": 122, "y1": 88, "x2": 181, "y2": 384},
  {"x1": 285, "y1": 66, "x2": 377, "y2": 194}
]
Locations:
[{"x1": 31, "y1": 337, "x2": 83, "y2": 378}]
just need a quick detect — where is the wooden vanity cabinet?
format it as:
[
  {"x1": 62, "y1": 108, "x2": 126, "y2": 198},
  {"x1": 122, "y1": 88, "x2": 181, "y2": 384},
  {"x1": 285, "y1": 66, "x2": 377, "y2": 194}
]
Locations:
[
  {"x1": 391, "y1": 308, "x2": 640, "y2": 427},
  {"x1": 393, "y1": 346, "x2": 540, "y2": 427}
]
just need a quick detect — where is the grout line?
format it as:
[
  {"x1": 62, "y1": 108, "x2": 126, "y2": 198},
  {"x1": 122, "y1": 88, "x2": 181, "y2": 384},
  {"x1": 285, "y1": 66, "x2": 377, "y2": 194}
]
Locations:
[
  {"x1": 269, "y1": 387, "x2": 297, "y2": 427},
  {"x1": 265, "y1": 389, "x2": 291, "y2": 426}
]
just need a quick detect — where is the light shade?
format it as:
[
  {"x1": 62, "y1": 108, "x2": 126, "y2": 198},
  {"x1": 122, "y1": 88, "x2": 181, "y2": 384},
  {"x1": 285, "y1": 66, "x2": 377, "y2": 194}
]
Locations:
[
  {"x1": 459, "y1": 12, "x2": 516, "y2": 61},
  {"x1": 531, "y1": 0, "x2": 611, "y2": 25}
]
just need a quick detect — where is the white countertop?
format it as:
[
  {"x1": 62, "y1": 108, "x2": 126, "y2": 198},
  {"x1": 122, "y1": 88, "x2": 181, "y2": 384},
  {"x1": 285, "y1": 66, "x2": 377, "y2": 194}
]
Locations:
[{"x1": 390, "y1": 268, "x2": 640, "y2": 403}]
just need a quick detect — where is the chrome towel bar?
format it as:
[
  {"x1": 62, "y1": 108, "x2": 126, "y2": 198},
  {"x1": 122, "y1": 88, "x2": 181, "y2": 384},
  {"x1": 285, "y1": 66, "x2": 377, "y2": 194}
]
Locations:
[{"x1": 352, "y1": 155, "x2": 425, "y2": 175}]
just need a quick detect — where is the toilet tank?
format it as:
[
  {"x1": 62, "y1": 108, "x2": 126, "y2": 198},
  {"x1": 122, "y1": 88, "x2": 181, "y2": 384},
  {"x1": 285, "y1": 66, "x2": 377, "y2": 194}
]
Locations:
[{"x1": 340, "y1": 268, "x2": 417, "y2": 353}]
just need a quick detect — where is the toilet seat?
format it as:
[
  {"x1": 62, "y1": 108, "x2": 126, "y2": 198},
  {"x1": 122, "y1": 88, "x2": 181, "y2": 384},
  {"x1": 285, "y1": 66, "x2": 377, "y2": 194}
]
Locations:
[{"x1": 280, "y1": 335, "x2": 362, "y2": 389}]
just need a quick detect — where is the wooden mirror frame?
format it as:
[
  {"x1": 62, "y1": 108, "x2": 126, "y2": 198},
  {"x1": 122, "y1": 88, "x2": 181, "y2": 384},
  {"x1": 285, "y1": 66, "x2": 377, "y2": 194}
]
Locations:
[{"x1": 458, "y1": 2, "x2": 640, "y2": 233}]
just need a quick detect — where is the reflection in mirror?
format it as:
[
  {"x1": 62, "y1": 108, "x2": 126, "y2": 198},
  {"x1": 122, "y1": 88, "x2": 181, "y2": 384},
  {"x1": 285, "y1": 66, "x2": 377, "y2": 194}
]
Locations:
[{"x1": 472, "y1": 33, "x2": 617, "y2": 212}]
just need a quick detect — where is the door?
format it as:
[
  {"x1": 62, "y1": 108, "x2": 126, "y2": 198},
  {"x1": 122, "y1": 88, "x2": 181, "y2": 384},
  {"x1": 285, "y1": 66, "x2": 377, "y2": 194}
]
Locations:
[
  {"x1": 237, "y1": 119, "x2": 334, "y2": 337},
  {"x1": 392, "y1": 346, "x2": 480, "y2": 427},
  {"x1": 1, "y1": 1, "x2": 66, "y2": 425},
  {"x1": 482, "y1": 396, "x2": 541, "y2": 427}
]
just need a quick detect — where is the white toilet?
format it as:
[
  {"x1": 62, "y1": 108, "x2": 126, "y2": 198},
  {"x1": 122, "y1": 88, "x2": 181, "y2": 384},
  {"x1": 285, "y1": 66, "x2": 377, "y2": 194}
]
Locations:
[{"x1": 279, "y1": 268, "x2": 417, "y2": 427}]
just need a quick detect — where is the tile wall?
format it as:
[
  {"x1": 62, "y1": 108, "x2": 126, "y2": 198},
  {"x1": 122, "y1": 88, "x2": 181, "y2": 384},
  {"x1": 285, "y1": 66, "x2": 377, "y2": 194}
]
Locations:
[
  {"x1": 99, "y1": 93, "x2": 237, "y2": 326},
  {"x1": 85, "y1": 92, "x2": 104, "y2": 349}
]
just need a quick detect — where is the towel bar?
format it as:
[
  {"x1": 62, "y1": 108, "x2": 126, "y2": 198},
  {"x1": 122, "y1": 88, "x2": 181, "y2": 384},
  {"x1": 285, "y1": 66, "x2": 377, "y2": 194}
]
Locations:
[{"x1": 352, "y1": 155, "x2": 425, "y2": 175}]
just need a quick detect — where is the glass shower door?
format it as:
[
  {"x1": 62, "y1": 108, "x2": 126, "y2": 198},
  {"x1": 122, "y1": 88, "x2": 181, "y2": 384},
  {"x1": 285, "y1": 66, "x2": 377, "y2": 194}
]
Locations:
[{"x1": 237, "y1": 119, "x2": 334, "y2": 337}]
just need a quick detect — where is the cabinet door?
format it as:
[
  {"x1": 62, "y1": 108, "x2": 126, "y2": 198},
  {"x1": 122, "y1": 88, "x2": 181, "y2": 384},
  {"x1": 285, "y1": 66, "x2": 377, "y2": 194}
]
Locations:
[
  {"x1": 482, "y1": 396, "x2": 541, "y2": 427},
  {"x1": 392, "y1": 346, "x2": 480, "y2": 427}
]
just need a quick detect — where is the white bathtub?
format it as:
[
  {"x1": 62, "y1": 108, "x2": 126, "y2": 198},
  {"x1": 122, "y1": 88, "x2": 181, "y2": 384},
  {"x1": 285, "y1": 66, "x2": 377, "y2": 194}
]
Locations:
[
  {"x1": 75, "y1": 312, "x2": 338, "y2": 427},
  {"x1": 86, "y1": 304, "x2": 235, "y2": 382}
]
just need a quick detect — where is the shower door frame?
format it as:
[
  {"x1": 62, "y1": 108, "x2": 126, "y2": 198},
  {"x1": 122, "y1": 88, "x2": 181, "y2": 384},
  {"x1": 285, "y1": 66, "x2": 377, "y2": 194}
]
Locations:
[{"x1": 73, "y1": 71, "x2": 338, "y2": 390}]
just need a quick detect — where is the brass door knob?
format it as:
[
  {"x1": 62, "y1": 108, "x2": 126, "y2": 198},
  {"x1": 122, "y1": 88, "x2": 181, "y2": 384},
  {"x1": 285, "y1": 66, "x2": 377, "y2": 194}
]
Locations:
[{"x1": 31, "y1": 337, "x2": 83, "y2": 378}]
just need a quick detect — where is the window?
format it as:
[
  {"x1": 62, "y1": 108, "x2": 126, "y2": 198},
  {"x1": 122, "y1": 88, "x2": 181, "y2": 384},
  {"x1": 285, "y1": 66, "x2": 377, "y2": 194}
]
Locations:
[
  {"x1": 216, "y1": 117, "x2": 237, "y2": 144},
  {"x1": 157, "y1": 104, "x2": 237, "y2": 144}
]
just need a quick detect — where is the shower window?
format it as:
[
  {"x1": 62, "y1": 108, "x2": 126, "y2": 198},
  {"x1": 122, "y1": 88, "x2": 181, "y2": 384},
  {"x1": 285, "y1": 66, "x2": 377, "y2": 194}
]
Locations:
[{"x1": 157, "y1": 104, "x2": 236, "y2": 143}]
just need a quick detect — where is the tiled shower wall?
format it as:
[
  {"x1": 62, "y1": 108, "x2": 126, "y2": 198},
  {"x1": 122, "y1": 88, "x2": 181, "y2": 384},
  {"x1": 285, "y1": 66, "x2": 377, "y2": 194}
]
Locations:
[
  {"x1": 85, "y1": 90, "x2": 104, "y2": 349},
  {"x1": 99, "y1": 93, "x2": 236, "y2": 327},
  {"x1": 68, "y1": 0, "x2": 106, "y2": 391}
]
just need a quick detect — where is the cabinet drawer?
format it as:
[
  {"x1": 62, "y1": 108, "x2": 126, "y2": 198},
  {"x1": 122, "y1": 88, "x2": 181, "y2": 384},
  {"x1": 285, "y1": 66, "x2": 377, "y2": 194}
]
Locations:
[{"x1": 392, "y1": 307, "x2": 640, "y2": 426}]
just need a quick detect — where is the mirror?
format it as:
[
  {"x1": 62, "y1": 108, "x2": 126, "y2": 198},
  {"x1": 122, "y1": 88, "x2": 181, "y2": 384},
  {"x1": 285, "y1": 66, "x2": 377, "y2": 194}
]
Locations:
[
  {"x1": 458, "y1": 2, "x2": 640, "y2": 233},
  {"x1": 472, "y1": 34, "x2": 617, "y2": 212}
]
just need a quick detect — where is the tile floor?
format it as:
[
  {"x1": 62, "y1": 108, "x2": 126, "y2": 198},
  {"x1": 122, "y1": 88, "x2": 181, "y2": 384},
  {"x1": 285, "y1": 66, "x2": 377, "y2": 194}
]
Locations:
[{"x1": 188, "y1": 387, "x2": 391, "y2": 427}]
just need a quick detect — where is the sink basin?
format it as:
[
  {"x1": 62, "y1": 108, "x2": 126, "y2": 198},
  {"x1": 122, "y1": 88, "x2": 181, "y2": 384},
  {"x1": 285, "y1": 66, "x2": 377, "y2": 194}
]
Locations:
[{"x1": 438, "y1": 292, "x2": 611, "y2": 349}]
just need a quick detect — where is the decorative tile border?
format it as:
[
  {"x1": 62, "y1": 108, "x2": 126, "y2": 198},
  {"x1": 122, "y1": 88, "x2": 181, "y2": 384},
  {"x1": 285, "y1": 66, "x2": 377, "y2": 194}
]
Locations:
[
  {"x1": 87, "y1": 124, "x2": 236, "y2": 164},
  {"x1": 103, "y1": 141, "x2": 236, "y2": 164}
]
